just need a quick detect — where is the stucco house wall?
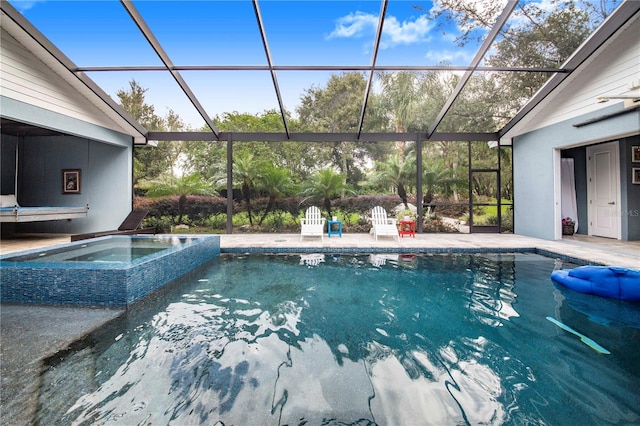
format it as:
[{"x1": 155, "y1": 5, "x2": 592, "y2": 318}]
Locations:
[
  {"x1": 507, "y1": 11, "x2": 639, "y2": 241},
  {"x1": 0, "y1": 23, "x2": 141, "y2": 139},
  {"x1": 513, "y1": 113, "x2": 639, "y2": 240},
  {"x1": 1, "y1": 19, "x2": 141, "y2": 234}
]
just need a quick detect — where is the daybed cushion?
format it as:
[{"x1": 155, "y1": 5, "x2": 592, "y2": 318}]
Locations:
[{"x1": 0, "y1": 194, "x2": 17, "y2": 207}]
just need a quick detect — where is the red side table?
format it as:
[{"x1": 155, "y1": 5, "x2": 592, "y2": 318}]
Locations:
[{"x1": 399, "y1": 219, "x2": 415, "y2": 238}]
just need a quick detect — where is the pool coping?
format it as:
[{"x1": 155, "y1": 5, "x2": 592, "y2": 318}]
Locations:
[
  {"x1": 0, "y1": 234, "x2": 204, "y2": 265},
  {"x1": 220, "y1": 246, "x2": 598, "y2": 266}
]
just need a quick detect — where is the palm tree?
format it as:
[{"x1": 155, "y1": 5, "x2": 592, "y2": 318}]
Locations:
[
  {"x1": 378, "y1": 71, "x2": 420, "y2": 159},
  {"x1": 256, "y1": 165, "x2": 293, "y2": 225},
  {"x1": 371, "y1": 154, "x2": 415, "y2": 208},
  {"x1": 300, "y1": 169, "x2": 349, "y2": 217},
  {"x1": 422, "y1": 160, "x2": 469, "y2": 210},
  {"x1": 144, "y1": 173, "x2": 212, "y2": 224},
  {"x1": 233, "y1": 152, "x2": 260, "y2": 226},
  {"x1": 422, "y1": 160, "x2": 452, "y2": 205}
]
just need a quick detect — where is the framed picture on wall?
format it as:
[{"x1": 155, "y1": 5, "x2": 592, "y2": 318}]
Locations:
[
  {"x1": 62, "y1": 169, "x2": 81, "y2": 194},
  {"x1": 633, "y1": 168, "x2": 640, "y2": 185},
  {"x1": 633, "y1": 146, "x2": 640, "y2": 163}
]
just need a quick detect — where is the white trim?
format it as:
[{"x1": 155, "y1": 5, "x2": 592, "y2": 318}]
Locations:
[
  {"x1": 1, "y1": 14, "x2": 146, "y2": 141},
  {"x1": 587, "y1": 141, "x2": 622, "y2": 239},
  {"x1": 553, "y1": 149, "x2": 562, "y2": 240},
  {"x1": 503, "y1": 12, "x2": 639, "y2": 139}
]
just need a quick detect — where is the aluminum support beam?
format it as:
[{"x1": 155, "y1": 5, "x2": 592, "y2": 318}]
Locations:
[
  {"x1": 147, "y1": 131, "x2": 498, "y2": 143},
  {"x1": 427, "y1": 1, "x2": 518, "y2": 138},
  {"x1": 75, "y1": 65, "x2": 567, "y2": 73},
  {"x1": 226, "y1": 135, "x2": 234, "y2": 234},
  {"x1": 357, "y1": 0, "x2": 387, "y2": 138},
  {"x1": 119, "y1": 0, "x2": 220, "y2": 138},
  {"x1": 416, "y1": 136, "x2": 423, "y2": 233},
  {"x1": 253, "y1": 0, "x2": 290, "y2": 138}
]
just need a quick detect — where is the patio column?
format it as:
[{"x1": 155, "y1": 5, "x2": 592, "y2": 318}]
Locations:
[
  {"x1": 226, "y1": 134, "x2": 233, "y2": 234},
  {"x1": 416, "y1": 134, "x2": 423, "y2": 233}
]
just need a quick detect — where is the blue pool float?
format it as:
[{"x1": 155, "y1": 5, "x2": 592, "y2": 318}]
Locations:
[{"x1": 551, "y1": 266, "x2": 640, "y2": 301}]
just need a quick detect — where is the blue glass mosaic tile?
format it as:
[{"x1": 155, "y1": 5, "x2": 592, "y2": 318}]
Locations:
[
  {"x1": 220, "y1": 246, "x2": 594, "y2": 266},
  {"x1": 0, "y1": 235, "x2": 220, "y2": 307}
]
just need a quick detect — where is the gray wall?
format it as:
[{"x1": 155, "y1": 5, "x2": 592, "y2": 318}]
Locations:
[
  {"x1": 1, "y1": 134, "x2": 18, "y2": 196},
  {"x1": 1, "y1": 99, "x2": 134, "y2": 234},
  {"x1": 15, "y1": 136, "x2": 131, "y2": 233},
  {"x1": 620, "y1": 135, "x2": 640, "y2": 240},
  {"x1": 513, "y1": 104, "x2": 640, "y2": 240},
  {"x1": 513, "y1": 131, "x2": 556, "y2": 240},
  {"x1": 0, "y1": 135, "x2": 133, "y2": 234}
]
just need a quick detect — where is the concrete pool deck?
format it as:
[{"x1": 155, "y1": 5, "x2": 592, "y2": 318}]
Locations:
[{"x1": 1, "y1": 232, "x2": 638, "y2": 425}]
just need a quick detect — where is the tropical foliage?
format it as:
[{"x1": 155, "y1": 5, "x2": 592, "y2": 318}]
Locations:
[
  {"x1": 123, "y1": 1, "x2": 611, "y2": 232},
  {"x1": 370, "y1": 154, "x2": 415, "y2": 209},
  {"x1": 299, "y1": 169, "x2": 351, "y2": 218},
  {"x1": 143, "y1": 174, "x2": 213, "y2": 225}
]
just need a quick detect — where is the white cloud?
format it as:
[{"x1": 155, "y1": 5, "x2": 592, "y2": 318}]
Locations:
[
  {"x1": 8, "y1": 0, "x2": 46, "y2": 12},
  {"x1": 327, "y1": 11, "x2": 379, "y2": 39},
  {"x1": 327, "y1": 11, "x2": 435, "y2": 49},
  {"x1": 424, "y1": 48, "x2": 474, "y2": 65},
  {"x1": 380, "y1": 14, "x2": 435, "y2": 48}
]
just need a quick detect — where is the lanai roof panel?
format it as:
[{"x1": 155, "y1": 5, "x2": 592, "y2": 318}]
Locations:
[
  {"x1": 133, "y1": 0, "x2": 267, "y2": 66},
  {"x1": 10, "y1": 0, "x2": 161, "y2": 67}
]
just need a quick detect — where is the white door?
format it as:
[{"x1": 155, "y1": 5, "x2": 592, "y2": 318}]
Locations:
[{"x1": 587, "y1": 141, "x2": 620, "y2": 239}]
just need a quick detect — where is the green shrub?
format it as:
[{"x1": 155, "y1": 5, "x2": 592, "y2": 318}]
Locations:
[
  {"x1": 501, "y1": 212, "x2": 514, "y2": 233},
  {"x1": 484, "y1": 215, "x2": 499, "y2": 225},
  {"x1": 142, "y1": 216, "x2": 172, "y2": 233},
  {"x1": 135, "y1": 193, "x2": 480, "y2": 233},
  {"x1": 423, "y1": 216, "x2": 460, "y2": 233}
]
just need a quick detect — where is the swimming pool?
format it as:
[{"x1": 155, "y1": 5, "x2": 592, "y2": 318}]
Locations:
[
  {"x1": 37, "y1": 253, "x2": 640, "y2": 425},
  {"x1": 3, "y1": 235, "x2": 189, "y2": 263},
  {"x1": 0, "y1": 235, "x2": 220, "y2": 306}
]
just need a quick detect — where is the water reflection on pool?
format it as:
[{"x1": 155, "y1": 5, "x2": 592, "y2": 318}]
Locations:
[{"x1": 38, "y1": 253, "x2": 640, "y2": 425}]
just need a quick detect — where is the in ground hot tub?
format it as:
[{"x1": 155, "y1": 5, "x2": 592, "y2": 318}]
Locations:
[{"x1": 0, "y1": 235, "x2": 220, "y2": 307}]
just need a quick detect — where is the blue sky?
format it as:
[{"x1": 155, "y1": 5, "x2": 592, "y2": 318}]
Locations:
[{"x1": 9, "y1": 0, "x2": 490, "y2": 129}]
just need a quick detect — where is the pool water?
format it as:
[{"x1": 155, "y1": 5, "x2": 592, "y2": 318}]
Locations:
[
  {"x1": 5, "y1": 236, "x2": 192, "y2": 263},
  {"x1": 37, "y1": 253, "x2": 640, "y2": 425}
]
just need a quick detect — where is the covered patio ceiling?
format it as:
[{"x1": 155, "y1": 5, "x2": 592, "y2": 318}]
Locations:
[{"x1": 1, "y1": 0, "x2": 637, "y2": 143}]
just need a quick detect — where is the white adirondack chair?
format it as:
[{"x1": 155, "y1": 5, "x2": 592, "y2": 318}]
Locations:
[
  {"x1": 300, "y1": 206, "x2": 326, "y2": 241},
  {"x1": 371, "y1": 206, "x2": 399, "y2": 241}
]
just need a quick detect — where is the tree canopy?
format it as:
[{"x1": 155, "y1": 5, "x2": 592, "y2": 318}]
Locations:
[{"x1": 119, "y1": 0, "x2": 611, "y2": 224}]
